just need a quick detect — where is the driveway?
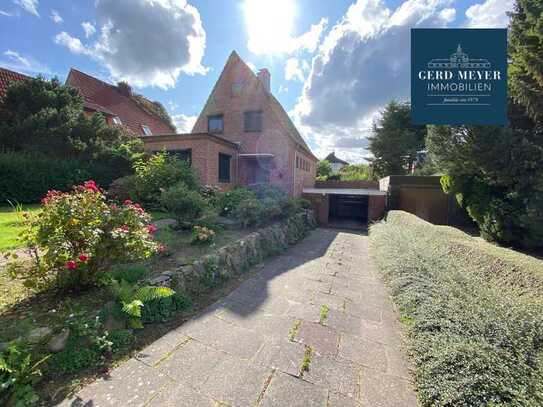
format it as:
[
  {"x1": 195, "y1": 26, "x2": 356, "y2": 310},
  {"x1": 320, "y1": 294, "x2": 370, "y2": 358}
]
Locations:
[{"x1": 60, "y1": 228, "x2": 417, "y2": 406}]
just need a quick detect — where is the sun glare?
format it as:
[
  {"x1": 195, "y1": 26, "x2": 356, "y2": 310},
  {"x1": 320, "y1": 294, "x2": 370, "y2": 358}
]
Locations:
[{"x1": 243, "y1": 0, "x2": 297, "y2": 55}]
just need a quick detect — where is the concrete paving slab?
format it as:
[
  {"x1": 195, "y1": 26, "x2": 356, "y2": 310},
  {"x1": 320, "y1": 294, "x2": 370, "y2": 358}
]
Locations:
[
  {"x1": 296, "y1": 321, "x2": 339, "y2": 357},
  {"x1": 260, "y1": 372, "x2": 328, "y2": 407}
]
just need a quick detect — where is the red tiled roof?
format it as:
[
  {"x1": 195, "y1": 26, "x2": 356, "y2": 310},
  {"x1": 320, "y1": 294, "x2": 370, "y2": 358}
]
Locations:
[
  {"x1": 0, "y1": 67, "x2": 31, "y2": 100},
  {"x1": 66, "y1": 68, "x2": 175, "y2": 136}
]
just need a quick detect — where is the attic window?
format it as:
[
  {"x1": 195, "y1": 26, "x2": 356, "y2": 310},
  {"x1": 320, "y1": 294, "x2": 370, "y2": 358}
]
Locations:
[
  {"x1": 244, "y1": 110, "x2": 262, "y2": 132},
  {"x1": 112, "y1": 116, "x2": 122, "y2": 125},
  {"x1": 208, "y1": 114, "x2": 224, "y2": 134},
  {"x1": 141, "y1": 125, "x2": 152, "y2": 135}
]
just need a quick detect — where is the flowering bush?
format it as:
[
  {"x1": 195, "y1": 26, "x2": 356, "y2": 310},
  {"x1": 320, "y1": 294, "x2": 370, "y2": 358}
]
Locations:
[
  {"x1": 160, "y1": 183, "x2": 207, "y2": 226},
  {"x1": 8, "y1": 180, "x2": 160, "y2": 290},
  {"x1": 191, "y1": 226, "x2": 216, "y2": 245}
]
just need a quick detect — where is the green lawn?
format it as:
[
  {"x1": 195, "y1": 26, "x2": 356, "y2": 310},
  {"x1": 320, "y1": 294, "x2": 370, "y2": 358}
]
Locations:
[{"x1": 0, "y1": 204, "x2": 40, "y2": 252}]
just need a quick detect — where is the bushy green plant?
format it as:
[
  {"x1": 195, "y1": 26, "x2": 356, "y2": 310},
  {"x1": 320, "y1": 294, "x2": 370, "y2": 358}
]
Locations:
[
  {"x1": 316, "y1": 160, "x2": 332, "y2": 179},
  {"x1": 0, "y1": 344, "x2": 49, "y2": 406},
  {"x1": 6, "y1": 181, "x2": 160, "y2": 290},
  {"x1": 216, "y1": 187, "x2": 257, "y2": 216},
  {"x1": 339, "y1": 164, "x2": 375, "y2": 181},
  {"x1": 191, "y1": 225, "x2": 216, "y2": 245},
  {"x1": 131, "y1": 153, "x2": 198, "y2": 207},
  {"x1": 108, "y1": 329, "x2": 135, "y2": 356},
  {"x1": 107, "y1": 265, "x2": 150, "y2": 284},
  {"x1": 231, "y1": 198, "x2": 265, "y2": 227},
  {"x1": 107, "y1": 175, "x2": 137, "y2": 203},
  {"x1": 200, "y1": 185, "x2": 221, "y2": 208},
  {"x1": 108, "y1": 278, "x2": 174, "y2": 328},
  {"x1": 370, "y1": 211, "x2": 543, "y2": 406},
  {"x1": 140, "y1": 293, "x2": 191, "y2": 324},
  {"x1": 251, "y1": 184, "x2": 288, "y2": 202},
  {"x1": 160, "y1": 183, "x2": 207, "y2": 227}
]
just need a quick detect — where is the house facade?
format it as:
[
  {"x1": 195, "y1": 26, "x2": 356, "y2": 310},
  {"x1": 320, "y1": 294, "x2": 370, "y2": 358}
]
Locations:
[
  {"x1": 141, "y1": 51, "x2": 318, "y2": 196},
  {"x1": 325, "y1": 152, "x2": 349, "y2": 173}
]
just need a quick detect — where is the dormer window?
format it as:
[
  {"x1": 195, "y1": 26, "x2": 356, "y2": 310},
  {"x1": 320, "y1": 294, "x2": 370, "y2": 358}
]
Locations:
[
  {"x1": 112, "y1": 116, "x2": 122, "y2": 125},
  {"x1": 141, "y1": 124, "x2": 152, "y2": 135},
  {"x1": 208, "y1": 114, "x2": 224, "y2": 134}
]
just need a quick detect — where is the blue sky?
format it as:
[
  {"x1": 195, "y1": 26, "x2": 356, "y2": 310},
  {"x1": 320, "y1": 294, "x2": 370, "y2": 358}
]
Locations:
[{"x1": 0, "y1": 0, "x2": 513, "y2": 162}]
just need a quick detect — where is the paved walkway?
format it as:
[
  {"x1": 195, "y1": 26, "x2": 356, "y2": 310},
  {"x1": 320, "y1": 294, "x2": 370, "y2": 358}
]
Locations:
[{"x1": 61, "y1": 229, "x2": 417, "y2": 407}]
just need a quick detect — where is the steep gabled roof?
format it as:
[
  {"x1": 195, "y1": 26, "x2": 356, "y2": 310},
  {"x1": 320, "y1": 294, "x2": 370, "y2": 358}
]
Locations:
[
  {"x1": 0, "y1": 67, "x2": 31, "y2": 101},
  {"x1": 66, "y1": 68, "x2": 175, "y2": 135},
  {"x1": 193, "y1": 51, "x2": 317, "y2": 160},
  {"x1": 325, "y1": 152, "x2": 349, "y2": 165}
]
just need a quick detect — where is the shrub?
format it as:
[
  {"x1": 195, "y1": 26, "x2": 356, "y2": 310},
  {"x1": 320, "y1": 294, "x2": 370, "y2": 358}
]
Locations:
[
  {"x1": 7, "y1": 181, "x2": 160, "y2": 290},
  {"x1": 140, "y1": 292, "x2": 191, "y2": 324},
  {"x1": 160, "y1": 183, "x2": 207, "y2": 227},
  {"x1": 132, "y1": 153, "x2": 198, "y2": 207},
  {"x1": 0, "y1": 344, "x2": 49, "y2": 406},
  {"x1": 231, "y1": 198, "x2": 265, "y2": 227},
  {"x1": 107, "y1": 175, "x2": 137, "y2": 203},
  {"x1": 191, "y1": 226, "x2": 216, "y2": 245},
  {"x1": 217, "y1": 187, "x2": 256, "y2": 216},
  {"x1": 251, "y1": 184, "x2": 288, "y2": 202},
  {"x1": 200, "y1": 185, "x2": 221, "y2": 208},
  {"x1": 108, "y1": 329, "x2": 135, "y2": 356},
  {"x1": 370, "y1": 211, "x2": 543, "y2": 406},
  {"x1": 0, "y1": 152, "x2": 90, "y2": 204},
  {"x1": 194, "y1": 208, "x2": 221, "y2": 231}
]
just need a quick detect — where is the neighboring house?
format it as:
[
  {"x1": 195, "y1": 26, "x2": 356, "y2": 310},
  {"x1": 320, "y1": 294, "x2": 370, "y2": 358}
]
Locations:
[
  {"x1": 66, "y1": 68, "x2": 175, "y2": 136},
  {"x1": 143, "y1": 51, "x2": 317, "y2": 196},
  {"x1": 0, "y1": 67, "x2": 31, "y2": 117},
  {"x1": 325, "y1": 152, "x2": 349, "y2": 173}
]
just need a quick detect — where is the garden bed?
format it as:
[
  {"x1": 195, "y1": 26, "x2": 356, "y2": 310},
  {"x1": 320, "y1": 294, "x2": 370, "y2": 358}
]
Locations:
[
  {"x1": 369, "y1": 211, "x2": 543, "y2": 406},
  {"x1": 0, "y1": 210, "x2": 316, "y2": 404}
]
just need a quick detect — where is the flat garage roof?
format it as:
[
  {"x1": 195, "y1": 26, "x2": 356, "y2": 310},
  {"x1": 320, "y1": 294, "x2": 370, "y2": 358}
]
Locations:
[{"x1": 303, "y1": 188, "x2": 386, "y2": 196}]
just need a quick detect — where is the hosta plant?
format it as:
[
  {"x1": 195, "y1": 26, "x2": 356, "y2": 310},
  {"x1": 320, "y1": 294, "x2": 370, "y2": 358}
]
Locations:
[{"x1": 7, "y1": 180, "x2": 160, "y2": 290}]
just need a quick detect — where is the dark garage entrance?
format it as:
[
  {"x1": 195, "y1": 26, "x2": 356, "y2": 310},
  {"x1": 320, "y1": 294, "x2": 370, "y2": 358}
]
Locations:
[{"x1": 329, "y1": 194, "x2": 369, "y2": 228}]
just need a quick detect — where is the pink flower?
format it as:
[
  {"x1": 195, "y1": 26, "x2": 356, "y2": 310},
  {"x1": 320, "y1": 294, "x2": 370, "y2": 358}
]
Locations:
[
  {"x1": 66, "y1": 261, "x2": 77, "y2": 270},
  {"x1": 110, "y1": 204, "x2": 119, "y2": 211},
  {"x1": 147, "y1": 224, "x2": 157, "y2": 234},
  {"x1": 120, "y1": 225, "x2": 130, "y2": 233},
  {"x1": 84, "y1": 180, "x2": 99, "y2": 193},
  {"x1": 78, "y1": 254, "x2": 89, "y2": 262},
  {"x1": 123, "y1": 199, "x2": 132, "y2": 205}
]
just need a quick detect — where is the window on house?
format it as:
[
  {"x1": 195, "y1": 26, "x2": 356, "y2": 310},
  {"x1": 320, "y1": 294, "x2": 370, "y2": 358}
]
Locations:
[
  {"x1": 244, "y1": 110, "x2": 262, "y2": 132},
  {"x1": 112, "y1": 116, "x2": 122, "y2": 125},
  {"x1": 218, "y1": 153, "x2": 231, "y2": 183},
  {"x1": 167, "y1": 149, "x2": 192, "y2": 165},
  {"x1": 296, "y1": 156, "x2": 299, "y2": 169},
  {"x1": 141, "y1": 124, "x2": 152, "y2": 135},
  {"x1": 208, "y1": 114, "x2": 224, "y2": 133}
]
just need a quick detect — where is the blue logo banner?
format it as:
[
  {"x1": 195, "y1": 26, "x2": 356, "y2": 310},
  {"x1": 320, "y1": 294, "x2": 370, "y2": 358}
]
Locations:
[{"x1": 411, "y1": 28, "x2": 507, "y2": 125}]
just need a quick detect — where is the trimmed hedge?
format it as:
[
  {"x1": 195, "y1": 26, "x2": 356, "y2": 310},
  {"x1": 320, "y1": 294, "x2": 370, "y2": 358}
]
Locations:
[
  {"x1": 370, "y1": 211, "x2": 543, "y2": 406},
  {"x1": 0, "y1": 152, "x2": 130, "y2": 204}
]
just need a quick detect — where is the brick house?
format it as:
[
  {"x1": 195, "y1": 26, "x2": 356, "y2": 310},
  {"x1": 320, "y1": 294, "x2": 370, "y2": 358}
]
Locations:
[
  {"x1": 66, "y1": 68, "x2": 175, "y2": 136},
  {"x1": 142, "y1": 51, "x2": 318, "y2": 196}
]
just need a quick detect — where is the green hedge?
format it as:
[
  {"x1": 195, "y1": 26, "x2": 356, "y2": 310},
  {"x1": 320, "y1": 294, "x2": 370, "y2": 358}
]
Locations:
[
  {"x1": 0, "y1": 152, "x2": 130, "y2": 204},
  {"x1": 370, "y1": 211, "x2": 543, "y2": 406}
]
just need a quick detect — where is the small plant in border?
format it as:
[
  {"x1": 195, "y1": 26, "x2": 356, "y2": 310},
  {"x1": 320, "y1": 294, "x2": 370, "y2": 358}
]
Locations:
[
  {"x1": 6, "y1": 180, "x2": 160, "y2": 290},
  {"x1": 191, "y1": 225, "x2": 216, "y2": 245}
]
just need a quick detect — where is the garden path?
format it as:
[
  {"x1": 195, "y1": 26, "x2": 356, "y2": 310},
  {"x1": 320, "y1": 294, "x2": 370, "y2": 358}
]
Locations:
[{"x1": 60, "y1": 228, "x2": 417, "y2": 406}]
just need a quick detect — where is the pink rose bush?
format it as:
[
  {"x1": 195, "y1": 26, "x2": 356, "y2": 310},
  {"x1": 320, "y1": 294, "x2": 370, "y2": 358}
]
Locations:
[{"x1": 10, "y1": 181, "x2": 160, "y2": 290}]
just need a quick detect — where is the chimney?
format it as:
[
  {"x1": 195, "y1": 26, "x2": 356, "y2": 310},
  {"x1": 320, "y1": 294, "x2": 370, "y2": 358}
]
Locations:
[
  {"x1": 257, "y1": 68, "x2": 270, "y2": 92},
  {"x1": 117, "y1": 81, "x2": 132, "y2": 97}
]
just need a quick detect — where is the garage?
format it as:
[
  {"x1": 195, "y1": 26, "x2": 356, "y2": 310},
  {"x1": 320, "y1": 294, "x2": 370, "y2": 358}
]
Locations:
[{"x1": 302, "y1": 187, "x2": 386, "y2": 229}]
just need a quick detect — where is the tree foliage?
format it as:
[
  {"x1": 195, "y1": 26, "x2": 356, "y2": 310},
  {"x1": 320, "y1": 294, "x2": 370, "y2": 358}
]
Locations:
[
  {"x1": 368, "y1": 101, "x2": 426, "y2": 178},
  {"x1": 509, "y1": 0, "x2": 543, "y2": 121},
  {"x1": 316, "y1": 160, "x2": 332, "y2": 178},
  {"x1": 338, "y1": 163, "x2": 375, "y2": 181},
  {"x1": 427, "y1": 124, "x2": 543, "y2": 248}
]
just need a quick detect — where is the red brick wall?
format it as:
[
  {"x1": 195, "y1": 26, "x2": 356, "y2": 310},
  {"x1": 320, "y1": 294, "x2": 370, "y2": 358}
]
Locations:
[
  {"x1": 368, "y1": 195, "x2": 386, "y2": 222},
  {"x1": 192, "y1": 53, "x2": 315, "y2": 196},
  {"x1": 315, "y1": 180, "x2": 379, "y2": 189},
  {"x1": 142, "y1": 135, "x2": 238, "y2": 191}
]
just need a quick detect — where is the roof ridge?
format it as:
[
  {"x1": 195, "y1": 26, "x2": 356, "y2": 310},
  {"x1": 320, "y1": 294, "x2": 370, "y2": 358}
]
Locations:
[{"x1": 0, "y1": 66, "x2": 32, "y2": 79}]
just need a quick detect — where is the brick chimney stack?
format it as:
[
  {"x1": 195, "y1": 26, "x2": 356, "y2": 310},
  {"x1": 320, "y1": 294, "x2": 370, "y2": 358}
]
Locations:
[
  {"x1": 257, "y1": 68, "x2": 270, "y2": 92},
  {"x1": 117, "y1": 81, "x2": 133, "y2": 98}
]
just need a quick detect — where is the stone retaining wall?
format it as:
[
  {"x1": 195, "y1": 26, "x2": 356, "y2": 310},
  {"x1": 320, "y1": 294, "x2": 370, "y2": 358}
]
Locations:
[{"x1": 153, "y1": 210, "x2": 317, "y2": 297}]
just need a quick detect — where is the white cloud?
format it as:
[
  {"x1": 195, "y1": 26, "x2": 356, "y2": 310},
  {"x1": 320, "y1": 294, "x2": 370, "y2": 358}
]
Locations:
[
  {"x1": 81, "y1": 21, "x2": 96, "y2": 38},
  {"x1": 285, "y1": 58, "x2": 310, "y2": 82},
  {"x1": 54, "y1": 0, "x2": 208, "y2": 89},
  {"x1": 0, "y1": 10, "x2": 14, "y2": 17},
  {"x1": 246, "y1": 61, "x2": 257, "y2": 72},
  {"x1": 278, "y1": 85, "x2": 288, "y2": 93},
  {"x1": 243, "y1": 0, "x2": 327, "y2": 55},
  {"x1": 50, "y1": 9, "x2": 62, "y2": 24},
  {"x1": 54, "y1": 32, "x2": 90, "y2": 55},
  {"x1": 465, "y1": 0, "x2": 514, "y2": 28},
  {"x1": 172, "y1": 114, "x2": 197, "y2": 133},
  {"x1": 293, "y1": 0, "x2": 455, "y2": 162},
  {"x1": 13, "y1": 0, "x2": 38, "y2": 16},
  {"x1": 1, "y1": 49, "x2": 52, "y2": 75}
]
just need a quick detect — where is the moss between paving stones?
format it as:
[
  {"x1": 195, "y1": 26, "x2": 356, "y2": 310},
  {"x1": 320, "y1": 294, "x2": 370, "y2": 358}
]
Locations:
[{"x1": 159, "y1": 210, "x2": 317, "y2": 297}]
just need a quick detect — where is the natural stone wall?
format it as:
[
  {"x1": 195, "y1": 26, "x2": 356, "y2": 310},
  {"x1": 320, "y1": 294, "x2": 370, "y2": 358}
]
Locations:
[{"x1": 152, "y1": 210, "x2": 317, "y2": 297}]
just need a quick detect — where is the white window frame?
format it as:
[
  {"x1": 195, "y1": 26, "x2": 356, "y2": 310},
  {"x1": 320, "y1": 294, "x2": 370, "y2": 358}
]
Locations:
[
  {"x1": 112, "y1": 116, "x2": 122, "y2": 125},
  {"x1": 141, "y1": 124, "x2": 152, "y2": 135}
]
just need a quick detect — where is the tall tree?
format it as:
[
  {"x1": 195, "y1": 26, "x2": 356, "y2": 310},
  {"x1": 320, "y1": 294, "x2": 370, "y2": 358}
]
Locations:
[
  {"x1": 368, "y1": 101, "x2": 426, "y2": 178},
  {"x1": 427, "y1": 123, "x2": 543, "y2": 249},
  {"x1": 509, "y1": 0, "x2": 543, "y2": 121}
]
